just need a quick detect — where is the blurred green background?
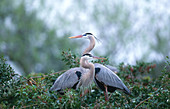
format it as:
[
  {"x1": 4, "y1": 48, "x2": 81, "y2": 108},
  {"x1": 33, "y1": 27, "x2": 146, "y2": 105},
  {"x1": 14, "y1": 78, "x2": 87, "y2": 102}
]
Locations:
[{"x1": 0, "y1": 0, "x2": 169, "y2": 75}]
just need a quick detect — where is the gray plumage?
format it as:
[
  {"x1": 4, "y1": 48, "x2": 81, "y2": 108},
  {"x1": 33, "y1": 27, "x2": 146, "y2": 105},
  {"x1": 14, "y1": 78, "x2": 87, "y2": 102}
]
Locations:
[
  {"x1": 50, "y1": 67, "x2": 86, "y2": 91},
  {"x1": 105, "y1": 65, "x2": 119, "y2": 73},
  {"x1": 94, "y1": 63, "x2": 131, "y2": 95},
  {"x1": 50, "y1": 63, "x2": 123, "y2": 92},
  {"x1": 69, "y1": 33, "x2": 130, "y2": 101},
  {"x1": 50, "y1": 53, "x2": 97, "y2": 93}
]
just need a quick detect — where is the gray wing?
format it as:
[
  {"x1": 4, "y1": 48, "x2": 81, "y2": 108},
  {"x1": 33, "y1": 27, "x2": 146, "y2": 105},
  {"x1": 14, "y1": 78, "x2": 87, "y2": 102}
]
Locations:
[
  {"x1": 50, "y1": 67, "x2": 85, "y2": 91},
  {"x1": 105, "y1": 65, "x2": 119, "y2": 73},
  {"x1": 94, "y1": 63, "x2": 130, "y2": 94}
]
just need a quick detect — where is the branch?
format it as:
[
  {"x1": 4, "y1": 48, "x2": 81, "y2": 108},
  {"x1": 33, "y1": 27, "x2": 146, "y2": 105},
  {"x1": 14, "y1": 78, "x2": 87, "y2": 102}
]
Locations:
[
  {"x1": 19, "y1": 104, "x2": 37, "y2": 109},
  {"x1": 134, "y1": 96, "x2": 154, "y2": 109},
  {"x1": 31, "y1": 70, "x2": 67, "y2": 79},
  {"x1": 17, "y1": 70, "x2": 66, "y2": 80}
]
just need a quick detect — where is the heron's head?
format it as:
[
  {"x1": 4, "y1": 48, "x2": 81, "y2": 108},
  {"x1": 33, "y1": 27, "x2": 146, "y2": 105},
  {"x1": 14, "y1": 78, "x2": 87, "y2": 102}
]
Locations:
[
  {"x1": 82, "y1": 53, "x2": 106, "y2": 62},
  {"x1": 69, "y1": 32, "x2": 94, "y2": 39}
]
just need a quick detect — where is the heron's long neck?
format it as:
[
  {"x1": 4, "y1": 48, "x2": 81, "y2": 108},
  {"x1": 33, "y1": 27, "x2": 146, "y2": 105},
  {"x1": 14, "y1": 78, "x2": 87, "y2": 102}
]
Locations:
[
  {"x1": 83, "y1": 36, "x2": 95, "y2": 54},
  {"x1": 80, "y1": 58, "x2": 95, "y2": 78}
]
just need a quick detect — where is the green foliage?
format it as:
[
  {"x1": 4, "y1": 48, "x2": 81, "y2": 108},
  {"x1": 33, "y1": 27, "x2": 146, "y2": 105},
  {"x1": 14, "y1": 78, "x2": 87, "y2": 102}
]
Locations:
[
  {"x1": 0, "y1": 56, "x2": 21, "y2": 108},
  {"x1": 61, "y1": 49, "x2": 80, "y2": 68},
  {"x1": 0, "y1": 53, "x2": 169, "y2": 108}
]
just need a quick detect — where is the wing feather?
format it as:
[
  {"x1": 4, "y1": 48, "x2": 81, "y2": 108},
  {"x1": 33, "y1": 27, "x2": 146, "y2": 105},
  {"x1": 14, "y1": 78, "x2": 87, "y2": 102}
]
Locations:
[
  {"x1": 94, "y1": 63, "x2": 128, "y2": 90},
  {"x1": 50, "y1": 67, "x2": 85, "y2": 91},
  {"x1": 105, "y1": 65, "x2": 119, "y2": 73}
]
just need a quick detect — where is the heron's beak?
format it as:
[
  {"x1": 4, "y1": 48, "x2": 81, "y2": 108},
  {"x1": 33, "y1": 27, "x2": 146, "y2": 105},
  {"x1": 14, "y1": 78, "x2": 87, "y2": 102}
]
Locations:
[
  {"x1": 92, "y1": 56, "x2": 106, "y2": 60},
  {"x1": 69, "y1": 35, "x2": 83, "y2": 39}
]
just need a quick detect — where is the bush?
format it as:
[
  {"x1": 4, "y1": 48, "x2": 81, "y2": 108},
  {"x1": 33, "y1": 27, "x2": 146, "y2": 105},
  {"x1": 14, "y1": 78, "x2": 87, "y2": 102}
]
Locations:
[
  {"x1": 0, "y1": 52, "x2": 169, "y2": 108},
  {"x1": 0, "y1": 56, "x2": 21, "y2": 107}
]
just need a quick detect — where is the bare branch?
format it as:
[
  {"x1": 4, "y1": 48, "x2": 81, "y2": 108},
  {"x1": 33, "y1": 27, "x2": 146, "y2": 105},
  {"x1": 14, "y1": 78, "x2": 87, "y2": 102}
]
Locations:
[
  {"x1": 19, "y1": 104, "x2": 37, "y2": 109},
  {"x1": 31, "y1": 70, "x2": 67, "y2": 79},
  {"x1": 134, "y1": 96, "x2": 154, "y2": 109}
]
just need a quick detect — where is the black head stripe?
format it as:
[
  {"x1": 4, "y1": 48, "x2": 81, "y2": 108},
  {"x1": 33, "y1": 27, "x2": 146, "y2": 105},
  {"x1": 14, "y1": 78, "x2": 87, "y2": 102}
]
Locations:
[
  {"x1": 82, "y1": 53, "x2": 92, "y2": 57},
  {"x1": 86, "y1": 33, "x2": 93, "y2": 35},
  {"x1": 82, "y1": 32, "x2": 93, "y2": 36}
]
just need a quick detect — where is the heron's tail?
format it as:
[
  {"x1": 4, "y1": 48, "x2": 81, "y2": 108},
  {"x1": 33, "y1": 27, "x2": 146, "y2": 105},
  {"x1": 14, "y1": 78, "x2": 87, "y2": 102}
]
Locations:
[
  {"x1": 123, "y1": 86, "x2": 131, "y2": 95},
  {"x1": 50, "y1": 86, "x2": 55, "y2": 91}
]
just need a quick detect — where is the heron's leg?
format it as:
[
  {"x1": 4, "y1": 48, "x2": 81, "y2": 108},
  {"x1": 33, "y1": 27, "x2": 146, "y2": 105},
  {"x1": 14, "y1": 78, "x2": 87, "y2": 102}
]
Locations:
[
  {"x1": 84, "y1": 89, "x2": 89, "y2": 96},
  {"x1": 104, "y1": 91, "x2": 107, "y2": 101},
  {"x1": 104, "y1": 85, "x2": 108, "y2": 101},
  {"x1": 80, "y1": 89, "x2": 89, "y2": 97}
]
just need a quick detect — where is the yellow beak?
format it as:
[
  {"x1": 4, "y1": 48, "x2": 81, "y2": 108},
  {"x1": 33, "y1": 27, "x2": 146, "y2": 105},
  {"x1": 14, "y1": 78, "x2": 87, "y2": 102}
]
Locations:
[{"x1": 69, "y1": 35, "x2": 83, "y2": 39}]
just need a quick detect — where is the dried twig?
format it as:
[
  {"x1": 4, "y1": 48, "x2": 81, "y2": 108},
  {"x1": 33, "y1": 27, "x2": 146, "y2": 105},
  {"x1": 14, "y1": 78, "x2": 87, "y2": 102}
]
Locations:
[
  {"x1": 19, "y1": 104, "x2": 37, "y2": 109},
  {"x1": 31, "y1": 70, "x2": 67, "y2": 79},
  {"x1": 108, "y1": 93, "x2": 113, "y2": 100},
  {"x1": 17, "y1": 70, "x2": 66, "y2": 80},
  {"x1": 134, "y1": 96, "x2": 154, "y2": 109},
  {"x1": 30, "y1": 77, "x2": 37, "y2": 85},
  {"x1": 114, "y1": 101, "x2": 120, "y2": 107}
]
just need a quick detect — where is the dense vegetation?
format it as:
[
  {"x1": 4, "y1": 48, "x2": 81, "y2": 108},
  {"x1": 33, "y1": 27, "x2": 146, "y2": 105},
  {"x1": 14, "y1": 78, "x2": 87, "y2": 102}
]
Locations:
[
  {"x1": 0, "y1": 0, "x2": 169, "y2": 108},
  {"x1": 0, "y1": 51, "x2": 169, "y2": 108}
]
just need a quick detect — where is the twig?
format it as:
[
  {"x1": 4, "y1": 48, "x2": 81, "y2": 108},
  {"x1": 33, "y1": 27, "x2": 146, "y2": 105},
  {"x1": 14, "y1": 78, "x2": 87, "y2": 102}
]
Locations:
[
  {"x1": 23, "y1": 76, "x2": 29, "y2": 80},
  {"x1": 108, "y1": 93, "x2": 113, "y2": 100},
  {"x1": 115, "y1": 101, "x2": 120, "y2": 107},
  {"x1": 30, "y1": 77, "x2": 37, "y2": 85},
  {"x1": 31, "y1": 70, "x2": 67, "y2": 79},
  {"x1": 19, "y1": 104, "x2": 37, "y2": 109},
  {"x1": 17, "y1": 70, "x2": 66, "y2": 80},
  {"x1": 134, "y1": 96, "x2": 154, "y2": 109},
  {"x1": 130, "y1": 72, "x2": 134, "y2": 84}
]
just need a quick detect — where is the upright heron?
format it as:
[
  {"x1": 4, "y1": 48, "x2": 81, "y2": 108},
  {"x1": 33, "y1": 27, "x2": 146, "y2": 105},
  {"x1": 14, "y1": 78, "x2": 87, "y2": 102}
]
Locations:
[
  {"x1": 50, "y1": 53, "x2": 105, "y2": 94},
  {"x1": 69, "y1": 33, "x2": 130, "y2": 101}
]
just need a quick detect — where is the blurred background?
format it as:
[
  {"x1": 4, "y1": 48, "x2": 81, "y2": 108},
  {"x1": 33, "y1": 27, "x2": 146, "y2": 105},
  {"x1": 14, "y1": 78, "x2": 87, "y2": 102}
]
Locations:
[{"x1": 0, "y1": 0, "x2": 169, "y2": 75}]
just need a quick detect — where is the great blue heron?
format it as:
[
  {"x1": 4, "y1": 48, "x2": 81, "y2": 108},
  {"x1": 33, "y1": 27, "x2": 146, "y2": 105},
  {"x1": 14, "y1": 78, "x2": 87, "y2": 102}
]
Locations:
[
  {"x1": 69, "y1": 33, "x2": 119, "y2": 73},
  {"x1": 50, "y1": 53, "x2": 105, "y2": 95},
  {"x1": 69, "y1": 33, "x2": 131, "y2": 101}
]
